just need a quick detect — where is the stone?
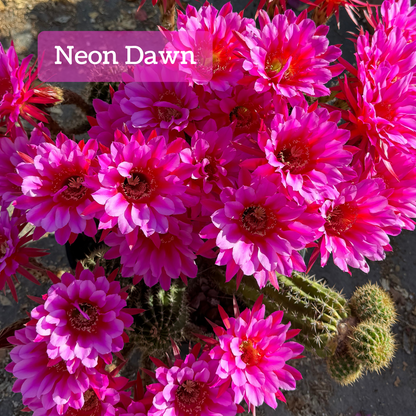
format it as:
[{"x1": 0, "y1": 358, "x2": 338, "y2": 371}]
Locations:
[
  {"x1": 403, "y1": 333, "x2": 413, "y2": 355},
  {"x1": 0, "y1": 295, "x2": 12, "y2": 306},
  {"x1": 54, "y1": 15, "x2": 71, "y2": 24}
]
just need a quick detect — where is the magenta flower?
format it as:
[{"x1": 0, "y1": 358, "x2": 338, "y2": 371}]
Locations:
[
  {"x1": 86, "y1": 132, "x2": 197, "y2": 236},
  {"x1": 105, "y1": 217, "x2": 202, "y2": 290},
  {"x1": 89, "y1": 83, "x2": 131, "y2": 149},
  {"x1": 179, "y1": 120, "x2": 240, "y2": 195},
  {"x1": 355, "y1": 27, "x2": 416, "y2": 85},
  {"x1": 147, "y1": 346, "x2": 239, "y2": 416},
  {"x1": 340, "y1": 47, "x2": 416, "y2": 161},
  {"x1": 0, "y1": 123, "x2": 48, "y2": 205},
  {"x1": 199, "y1": 174, "x2": 324, "y2": 288},
  {"x1": 237, "y1": 10, "x2": 342, "y2": 97},
  {"x1": 6, "y1": 325, "x2": 108, "y2": 415},
  {"x1": 210, "y1": 297, "x2": 304, "y2": 409},
  {"x1": 166, "y1": 2, "x2": 253, "y2": 92},
  {"x1": 314, "y1": 179, "x2": 401, "y2": 274},
  {"x1": 204, "y1": 86, "x2": 273, "y2": 138},
  {"x1": 31, "y1": 265, "x2": 141, "y2": 371},
  {"x1": 15, "y1": 134, "x2": 99, "y2": 245},
  {"x1": 249, "y1": 105, "x2": 353, "y2": 203},
  {"x1": 120, "y1": 65, "x2": 208, "y2": 136},
  {"x1": 0, "y1": 42, "x2": 59, "y2": 130},
  {"x1": 369, "y1": 149, "x2": 416, "y2": 231},
  {"x1": 29, "y1": 377, "x2": 127, "y2": 416},
  {"x1": 0, "y1": 208, "x2": 47, "y2": 300},
  {"x1": 378, "y1": 0, "x2": 416, "y2": 43},
  {"x1": 117, "y1": 401, "x2": 148, "y2": 416}
]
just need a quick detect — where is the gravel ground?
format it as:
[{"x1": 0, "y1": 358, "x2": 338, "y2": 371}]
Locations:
[{"x1": 0, "y1": 1, "x2": 415, "y2": 415}]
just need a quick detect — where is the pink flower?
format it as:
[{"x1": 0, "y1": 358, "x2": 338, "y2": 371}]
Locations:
[
  {"x1": 0, "y1": 208, "x2": 47, "y2": 300},
  {"x1": 246, "y1": 104, "x2": 353, "y2": 203},
  {"x1": 339, "y1": 36, "x2": 416, "y2": 161},
  {"x1": 147, "y1": 345, "x2": 238, "y2": 416},
  {"x1": 204, "y1": 86, "x2": 273, "y2": 138},
  {"x1": 31, "y1": 265, "x2": 141, "y2": 371},
  {"x1": 314, "y1": 179, "x2": 401, "y2": 274},
  {"x1": 15, "y1": 134, "x2": 99, "y2": 245},
  {"x1": 368, "y1": 149, "x2": 416, "y2": 231},
  {"x1": 86, "y1": 132, "x2": 197, "y2": 236},
  {"x1": 120, "y1": 65, "x2": 208, "y2": 135},
  {"x1": 179, "y1": 120, "x2": 240, "y2": 195},
  {"x1": 88, "y1": 83, "x2": 131, "y2": 149},
  {"x1": 209, "y1": 297, "x2": 303, "y2": 410},
  {"x1": 378, "y1": 0, "x2": 416, "y2": 43},
  {"x1": 237, "y1": 10, "x2": 342, "y2": 97},
  {"x1": 105, "y1": 217, "x2": 202, "y2": 290},
  {"x1": 6, "y1": 325, "x2": 107, "y2": 415},
  {"x1": 30, "y1": 378, "x2": 127, "y2": 416},
  {"x1": 0, "y1": 123, "x2": 48, "y2": 205},
  {"x1": 200, "y1": 174, "x2": 324, "y2": 288},
  {"x1": 166, "y1": 2, "x2": 253, "y2": 92},
  {"x1": 355, "y1": 27, "x2": 416, "y2": 85},
  {"x1": 0, "y1": 43, "x2": 59, "y2": 130},
  {"x1": 117, "y1": 401, "x2": 148, "y2": 416}
]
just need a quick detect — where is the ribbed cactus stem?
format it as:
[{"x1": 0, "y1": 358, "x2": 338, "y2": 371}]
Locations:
[
  {"x1": 348, "y1": 322, "x2": 396, "y2": 373},
  {"x1": 132, "y1": 280, "x2": 190, "y2": 358},
  {"x1": 327, "y1": 353, "x2": 363, "y2": 386},
  {"x1": 349, "y1": 283, "x2": 397, "y2": 327}
]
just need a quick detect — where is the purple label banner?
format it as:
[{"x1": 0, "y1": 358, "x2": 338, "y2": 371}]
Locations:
[{"x1": 38, "y1": 31, "x2": 213, "y2": 83}]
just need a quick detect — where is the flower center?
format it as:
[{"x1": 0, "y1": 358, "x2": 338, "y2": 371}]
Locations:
[
  {"x1": 157, "y1": 90, "x2": 183, "y2": 123},
  {"x1": 0, "y1": 76, "x2": 12, "y2": 99},
  {"x1": 66, "y1": 389, "x2": 100, "y2": 416},
  {"x1": 122, "y1": 172, "x2": 154, "y2": 202},
  {"x1": 51, "y1": 360, "x2": 67, "y2": 373},
  {"x1": 325, "y1": 202, "x2": 358, "y2": 235},
  {"x1": 230, "y1": 106, "x2": 254, "y2": 130},
  {"x1": 374, "y1": 102, "x2": 395, "y2": 122},
  {"x1": 68, "y1": 303, "x2": 99, "y2": 333},
  {"x1": 160, "y1": 233, "x2": 175, "y2": 244},
  {"x1": 0, "y1": 235, "x2": 8, "y2": 259},
  {"x1": 239, "y1": 340, "x2": 263, "y2": 366},
  {"x1": 265, "y1": 53, "x2": 287, "y2": 77},
  {"x1": 176, "y1": 380, "x2": 208, "y2": 415},
  {"x1": 203, "y1": 156, "x2": 218, "y2": 180},
  {"x1": 61, "y1": 176, "x2": 88, "y2": 201},
  {"x1": 276, "y1": 140, "x2": 310, "y2": 173},
  {"x1": 241, "y1": 205, "x2": 271, "y2": 236}
]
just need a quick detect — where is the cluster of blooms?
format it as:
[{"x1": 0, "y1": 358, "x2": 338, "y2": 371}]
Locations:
[
  {"x1": 1, "y1": 0, "x2": 416, "y2": 294},
  {"x1": 2, "y1": 1, "x2": 414, "y2": 414},
  {"x1": 7, "y1": 292, "x2": 303, "y2": 415},
  {"x1": 6, "y1": 264, "x2": 143, "y2": 416},
  {"x1": 146, "y1": 305, "x2": 303, "y2": 416}
]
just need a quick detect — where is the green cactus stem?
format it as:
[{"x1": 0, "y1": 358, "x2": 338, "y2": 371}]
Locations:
[
  {"x1": 130, "y1": 280, "x2": 190, "y2": 360},
  {"x1": 348, "y1": 322, "x2": 396, "y2": 373},
  {"x1": 349, "y1": 283, "x2": 397, "y2": 327},
  {"x1": 88, "y1": 82, "x2": 120, "y2": 104},
  {"x1": 327, "y1": 353, "x2": 363, "y2": 386}
]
